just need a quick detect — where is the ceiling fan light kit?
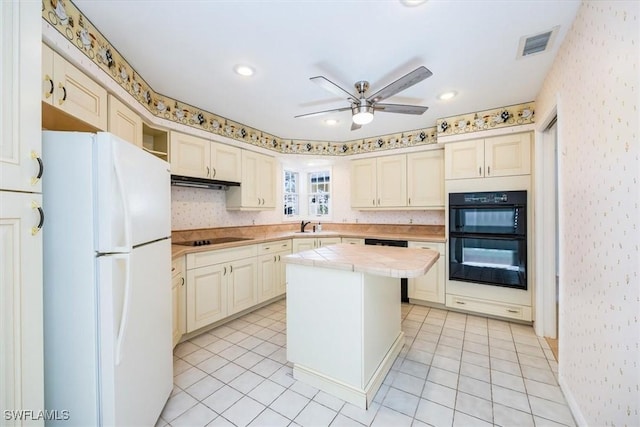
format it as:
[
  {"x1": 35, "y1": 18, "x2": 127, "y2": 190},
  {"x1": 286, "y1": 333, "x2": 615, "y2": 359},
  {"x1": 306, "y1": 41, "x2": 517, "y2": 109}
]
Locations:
[{"x1": 295, "y1": 66, "x2": 433, "y2": 130}]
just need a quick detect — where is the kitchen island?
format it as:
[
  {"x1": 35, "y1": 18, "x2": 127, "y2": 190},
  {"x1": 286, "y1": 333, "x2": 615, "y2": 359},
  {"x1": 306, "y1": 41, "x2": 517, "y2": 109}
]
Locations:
[{"x1": 284, "y1": 243, "x2": 439, "y2": 409}]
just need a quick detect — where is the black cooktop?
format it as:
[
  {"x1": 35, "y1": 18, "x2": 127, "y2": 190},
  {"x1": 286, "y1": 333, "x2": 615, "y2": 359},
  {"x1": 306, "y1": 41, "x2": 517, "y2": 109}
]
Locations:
[{"x1": 174, "y1": 237, "x2": 254, "y2": 247}]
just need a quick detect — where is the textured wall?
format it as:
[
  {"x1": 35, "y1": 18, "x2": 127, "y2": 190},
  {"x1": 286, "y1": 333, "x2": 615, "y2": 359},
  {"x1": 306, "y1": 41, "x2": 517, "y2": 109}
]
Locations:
[
  {"x1": 171, "y1": 158, "x2": 444, "y2": 230},
  {"x1": 535, "y1": 1, "x2": 639, "y2": 425}
]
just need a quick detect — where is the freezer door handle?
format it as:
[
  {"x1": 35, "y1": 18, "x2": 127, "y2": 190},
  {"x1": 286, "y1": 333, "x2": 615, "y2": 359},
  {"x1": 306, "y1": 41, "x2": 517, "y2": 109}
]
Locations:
[
  {"x1": 113, "y1": 144, "x2": 132, "y2": 252},
  {"x1": 115, "y1": 253, "x2": 132, "y2": 365}
]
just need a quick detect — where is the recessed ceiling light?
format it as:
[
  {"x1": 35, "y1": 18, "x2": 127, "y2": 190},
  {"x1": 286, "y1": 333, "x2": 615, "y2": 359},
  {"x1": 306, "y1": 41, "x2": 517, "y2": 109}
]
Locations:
[
  {"x1": 234, "y1": 65, "x2": 254, "y2": 77},
  {"x1": 324, "y1": 119, "x2": 339, "y2": 126},
  {"x1": 438, "y1": 91, "x2": 457, "y2": 101},
  {"x1": 400, "y1": 0, "x2": 428, "y2": 6}
]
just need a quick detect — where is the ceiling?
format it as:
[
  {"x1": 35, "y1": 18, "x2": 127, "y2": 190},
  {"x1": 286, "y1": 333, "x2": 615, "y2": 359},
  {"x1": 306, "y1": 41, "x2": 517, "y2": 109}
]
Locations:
[{"x1": 74, "y1": 0, "x2": 580, "y2": 143}]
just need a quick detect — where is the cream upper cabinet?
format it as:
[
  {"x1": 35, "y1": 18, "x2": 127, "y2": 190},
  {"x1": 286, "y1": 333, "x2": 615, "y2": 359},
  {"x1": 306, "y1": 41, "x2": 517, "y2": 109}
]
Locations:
[
  {"x1": 211, "y1": 141, "x2": 241, "y2": 182},
  {"x1": 226, "y1": 150, "x2": 276, "y2": 210},
  {"x1": 408, "y1": 242, "x2": 445, "y2": 304},
  {"x1": 445, "y1": 133, "x2": 531, "y2": 179},
  {"x1": 351, "y1": 155, "x2": 406, "y2": 208},
  {"x1": 407, "y1": 150, "x2": 444, "y2": 208},
  {"x1": 377, "y1": 154, "x2": 407, "y2": 207},
  {"x1": 108, "y1": 94, "x2": 143, "y2": 147},
  {"x1": 350, "y1": 158, "x2": 377, "y2": 208},
  {"x1": 169, "y1": 131, "x2": 210, "y2": 178},
  {"x1": 1, "y1": 3, "x2": 42, "y2": 193},
  {"x1": 42, "y1": 43, "x2": 107, "y2": 131}
]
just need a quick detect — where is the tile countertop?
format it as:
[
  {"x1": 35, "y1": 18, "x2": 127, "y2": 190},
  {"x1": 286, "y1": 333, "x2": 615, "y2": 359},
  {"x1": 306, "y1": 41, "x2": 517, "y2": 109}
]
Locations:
[
  {"x1": 171, "y1": 229, "x2": 445, "y2": 259},
  {"x1": 283, "y1": 243, "x2": 440, "y2": 278}
]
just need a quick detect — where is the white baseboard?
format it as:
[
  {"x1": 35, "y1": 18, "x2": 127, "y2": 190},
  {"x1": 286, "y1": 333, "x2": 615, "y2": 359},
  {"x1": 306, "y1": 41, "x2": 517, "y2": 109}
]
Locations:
[{"x1": 558, "y1": 374, "x2": 587, "y2": 426}]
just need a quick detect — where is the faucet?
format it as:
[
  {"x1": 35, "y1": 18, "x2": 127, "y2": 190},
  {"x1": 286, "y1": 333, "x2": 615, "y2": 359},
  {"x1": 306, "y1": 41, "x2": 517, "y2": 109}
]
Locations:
[{"x1": 300, "y1": 221, "x2": 311, "y2": 232}]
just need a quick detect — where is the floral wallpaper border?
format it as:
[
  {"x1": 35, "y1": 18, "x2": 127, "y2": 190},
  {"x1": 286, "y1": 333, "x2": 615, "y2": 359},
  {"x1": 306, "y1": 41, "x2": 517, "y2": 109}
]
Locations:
[{"x1": 43, "y1": 0, "x2": 533, "y2": 155}]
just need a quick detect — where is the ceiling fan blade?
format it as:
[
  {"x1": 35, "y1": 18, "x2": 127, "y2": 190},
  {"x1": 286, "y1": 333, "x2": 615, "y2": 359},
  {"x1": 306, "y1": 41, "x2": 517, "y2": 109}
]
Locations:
[
  {"x1": 294, "y1": 106, "x2": 352, "y2": 119},
  {"x1": 351, "y1": 121, "x2": 362, "y2": 131},
  {"x1": 374, "y1": 103, "x2": 429, "y2": 115},
  {"x1": 310, "y1": 76, "x2": 360, "y2": 104},
  {"x1": 368, "y1": 66, "x2": 433, "y2": 103}
]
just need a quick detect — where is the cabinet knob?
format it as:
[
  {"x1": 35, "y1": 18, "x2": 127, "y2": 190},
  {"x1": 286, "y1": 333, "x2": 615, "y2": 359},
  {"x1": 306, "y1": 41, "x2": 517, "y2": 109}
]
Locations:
[
  {"x1": 212, "y1": 168, "x2": 216, "y2": 178},
  {"x1": 180, "y1": 277, "x2": 185, "y2": 286},
  {"x1": 487, "y1": 166, "x2": 491, "y2": 176},
  {"x1": 31, "y1": 201, "x2": 44, "y2": 236},
  {"x1": 58, "y1": 83, "x2": 67, "y2": 105},
  {"x1": 206, "y1": 166, "x2": 210, "y2": 177},
  {"x1": 223, "y1": 266, "x2": 227, "y2": 275},
  {"x1": 44, "y1": 75, "x2": 54, "y2": 98},
  {"x1": 31, "y1": 151, "x2": 44, "y2": 185},
  {"x1": 478, "y1": 167, "x2": 482, "y2": 176}
]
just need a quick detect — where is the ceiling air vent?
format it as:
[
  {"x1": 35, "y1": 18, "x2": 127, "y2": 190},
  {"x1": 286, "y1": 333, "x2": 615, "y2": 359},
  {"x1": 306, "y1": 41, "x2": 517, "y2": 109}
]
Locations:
[{"x1": 517, "y1": 26, "x2": 559, "y2": 58}]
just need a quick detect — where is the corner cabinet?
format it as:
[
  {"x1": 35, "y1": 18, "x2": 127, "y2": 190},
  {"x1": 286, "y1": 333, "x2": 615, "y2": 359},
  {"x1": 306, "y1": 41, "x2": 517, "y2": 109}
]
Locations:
[
  {"x1": 351, "y1": 149, "x2": 444, "y2": 209},
  {"x1": 226, "y1": 150, "x2": 276, "y2": 210},
  {"x1": 42, "y1": 43, "x2": 107, "y2": 131},
  {"x1": 408, "y1": 242, "x2": 445, "y2": 304},
  {"x1": 445, "y1": 133, "x2": 531, "y2": 180}
]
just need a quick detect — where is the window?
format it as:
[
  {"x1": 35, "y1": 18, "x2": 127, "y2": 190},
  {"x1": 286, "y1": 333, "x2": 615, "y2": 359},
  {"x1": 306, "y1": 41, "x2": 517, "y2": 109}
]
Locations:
[
  {"x1": 282, "y1": 168, "x2": 331, "y2": 220},
  {"x1": 283, "y1": 170, "x2": 299, "y2": 217}
]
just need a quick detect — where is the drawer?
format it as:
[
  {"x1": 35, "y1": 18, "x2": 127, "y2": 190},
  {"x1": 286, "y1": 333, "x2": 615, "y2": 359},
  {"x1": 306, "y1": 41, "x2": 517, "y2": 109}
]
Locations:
[
  {"x1": 187, "y1": 244, "x2": 257, "y2": 269},
  {"x1": 171, "y1": 256, "x2": 184, "y2": 278},
  {"x1": 409, "y1": 241, "x2": 445, "y2": 255},
  {"x1": 258, "y1": 239, "x2": 291, "y2": 255},
  {"x1": 446, "y1": 294, "x2": 532, "y2": 321},
  {"x1": 342, "y1": 238, "x2": 364, "y2": 245}
]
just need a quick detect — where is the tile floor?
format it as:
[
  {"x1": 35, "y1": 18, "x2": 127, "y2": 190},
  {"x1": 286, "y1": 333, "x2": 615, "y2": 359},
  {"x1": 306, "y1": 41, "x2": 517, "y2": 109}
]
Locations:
[{"x1": 157, "y1": 300, "x2": 576, "y2": 427}]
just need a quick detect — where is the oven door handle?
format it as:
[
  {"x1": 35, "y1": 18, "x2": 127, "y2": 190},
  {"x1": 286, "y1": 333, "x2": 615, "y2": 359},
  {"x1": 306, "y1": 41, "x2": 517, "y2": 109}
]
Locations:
[{"x1": 449, "y1": 232, "x2": 525, "y2": 240}]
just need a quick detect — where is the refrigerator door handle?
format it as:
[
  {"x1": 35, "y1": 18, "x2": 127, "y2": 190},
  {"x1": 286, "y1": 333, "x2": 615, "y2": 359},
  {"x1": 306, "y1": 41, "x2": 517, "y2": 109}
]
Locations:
[
  {"x1": 115, "y1": 253, "x2": 132, "y2": 365},
  {"x1": 113, "y1": 147, "x2": 132, "y2": 252}
]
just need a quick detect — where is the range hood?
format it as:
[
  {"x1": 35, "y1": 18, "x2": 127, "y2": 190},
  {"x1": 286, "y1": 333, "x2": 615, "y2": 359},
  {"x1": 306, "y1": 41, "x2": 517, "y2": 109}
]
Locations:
[{"x1": 170, "y1": 174, "x2": 240, "y2": 190}]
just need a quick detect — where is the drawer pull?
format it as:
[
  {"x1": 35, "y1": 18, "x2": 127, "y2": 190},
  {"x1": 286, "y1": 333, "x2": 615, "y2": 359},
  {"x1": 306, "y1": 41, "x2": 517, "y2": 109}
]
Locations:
[
  {"x1": 58, "y1": 83, "x2": 67, "y2": 105},
  {"x1": 507, "y1": 309, "x2": 519, "y2": 313},
  {"x1": 456, "y1": 301, "x2": 466, "y2": 305},
  {"x1": 223, "y1": 266, "x2": 227, "y2": 275}
]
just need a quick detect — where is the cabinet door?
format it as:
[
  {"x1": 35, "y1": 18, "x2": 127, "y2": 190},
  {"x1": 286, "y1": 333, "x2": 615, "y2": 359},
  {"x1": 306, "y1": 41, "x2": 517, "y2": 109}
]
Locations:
[
  {"x1": 52, "y1": 51, "x2": 108, "y2": 130},
  {"x1": 275, "y1": 250, "x2": 289, "y2": 296},
  {"x1": 228, "y1": 258, "x2": 258, "y2": 315},
  {"x1": 240, "y1": 150, "x2": 260, "y2": 207},
  {"x1": 186, "y1": 264, "x2": 227, "y2": 332},
  {"x1": 171, "y1": 273, "x2": 185, "y2": 347},
  {"x1": 407, "y1": 150, "x2": 444, "y2": 207},
  {"x1": 445, "y1": 139, "x2": 484, "y2": 179},
  {"x1": 108, "y1": 94, "x2": 143, "y2": 148},
  {"x1": 259, "y1": 154, "x2": 276, "y2": 208},
  {"x1": 318, "y1": 237, "x2": 341, "y2": 247},
  {"x1": 211, "y1": 141, "x2": 241, "y2": 182},
  {"x1": 170, "y1": 131, "x2": 210, "y2": 178},
  {"x1": 377, "y1": 155, "x2": 407, "y2": 207},
  {"x1": 0, "y1": 191, "x2": 44, "y2": 423},
  {"x1": 257, "y1": 254, "x2": 276, "y2": 303},
  {"x1": 292, "y1": 238, "x2": 316, "y2": 253},
  {"x1": 1, "y1": 5, "x2": 41, "y2": 193},
  {"x1": 350, "y1": 158, "x2": 377, "y2": 208},
  {"x1": 407, "y1": 242, "x2": 445, "y2": 303},
  {"x1": 484, "y1": 133, "x2": 531, "y2": 177}
]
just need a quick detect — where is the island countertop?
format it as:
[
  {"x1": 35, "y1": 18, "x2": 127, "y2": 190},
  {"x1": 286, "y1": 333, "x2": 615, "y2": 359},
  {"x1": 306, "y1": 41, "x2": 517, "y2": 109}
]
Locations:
[{"x1": 283, "y1": 243, "x2": 439, "y2": 279}]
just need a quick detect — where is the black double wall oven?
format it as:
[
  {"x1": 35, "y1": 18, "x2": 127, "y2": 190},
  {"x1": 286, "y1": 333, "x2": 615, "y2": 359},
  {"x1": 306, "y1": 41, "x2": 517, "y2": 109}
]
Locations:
[{"x1": 449, "y1": 191, "x2": 527, "y2": 290}]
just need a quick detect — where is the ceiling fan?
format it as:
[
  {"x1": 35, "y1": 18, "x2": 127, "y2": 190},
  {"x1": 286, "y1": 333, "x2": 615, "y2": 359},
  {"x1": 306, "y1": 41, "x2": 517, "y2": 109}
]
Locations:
[{"x1": 295, "y1": 66, "x2": 433, "y2": 131}]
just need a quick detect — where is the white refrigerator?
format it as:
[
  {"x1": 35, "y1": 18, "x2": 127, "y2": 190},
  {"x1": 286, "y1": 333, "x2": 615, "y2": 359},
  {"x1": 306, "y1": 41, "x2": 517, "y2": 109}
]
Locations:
[{"x1": 42, "y1": 131, "x2": 173, "y2": 426}]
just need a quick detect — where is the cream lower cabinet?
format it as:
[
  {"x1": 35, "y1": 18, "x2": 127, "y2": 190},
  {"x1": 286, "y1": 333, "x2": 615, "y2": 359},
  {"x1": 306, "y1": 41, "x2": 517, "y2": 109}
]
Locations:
[
  {"x1": 171, "y1": 257, "x2": 186, "y2": 347},
  {"x1": 408, "y1": 242, "x2": 445, "y2": 304},
  {"x1": 185, "y1": 245, "x2": 257, "y2": 332},
  {"x1": 445, "y1": 132, "x2": 531, "y2": 180},
  {"x1": 257, "y1": 240, "x2": 292, "y2": 302},
  {"x1": 108, "y1": 94, "x2": 143, "y2": 147},
  {"x1": 342, "y1": 237, "x2": 365, "y2": 245},
  {"x1": 42, "y1": 43, "x2": 107, "y2": 131},
  {"x1": 292, "y1": 237, "x2": 342, "y2": 252}
]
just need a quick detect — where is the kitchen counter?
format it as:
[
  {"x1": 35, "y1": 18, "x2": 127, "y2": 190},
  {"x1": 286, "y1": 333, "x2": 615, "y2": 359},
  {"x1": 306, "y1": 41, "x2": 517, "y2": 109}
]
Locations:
[
  {"x1": 171, "y1": 227, "x2": 445, "y2": 259},
  {"x1": 285, "y1": 243, "x2": 439, "y2": 409},
  {"x1": 283, "y1": 242, "x2": 439, "y2": 278}
]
